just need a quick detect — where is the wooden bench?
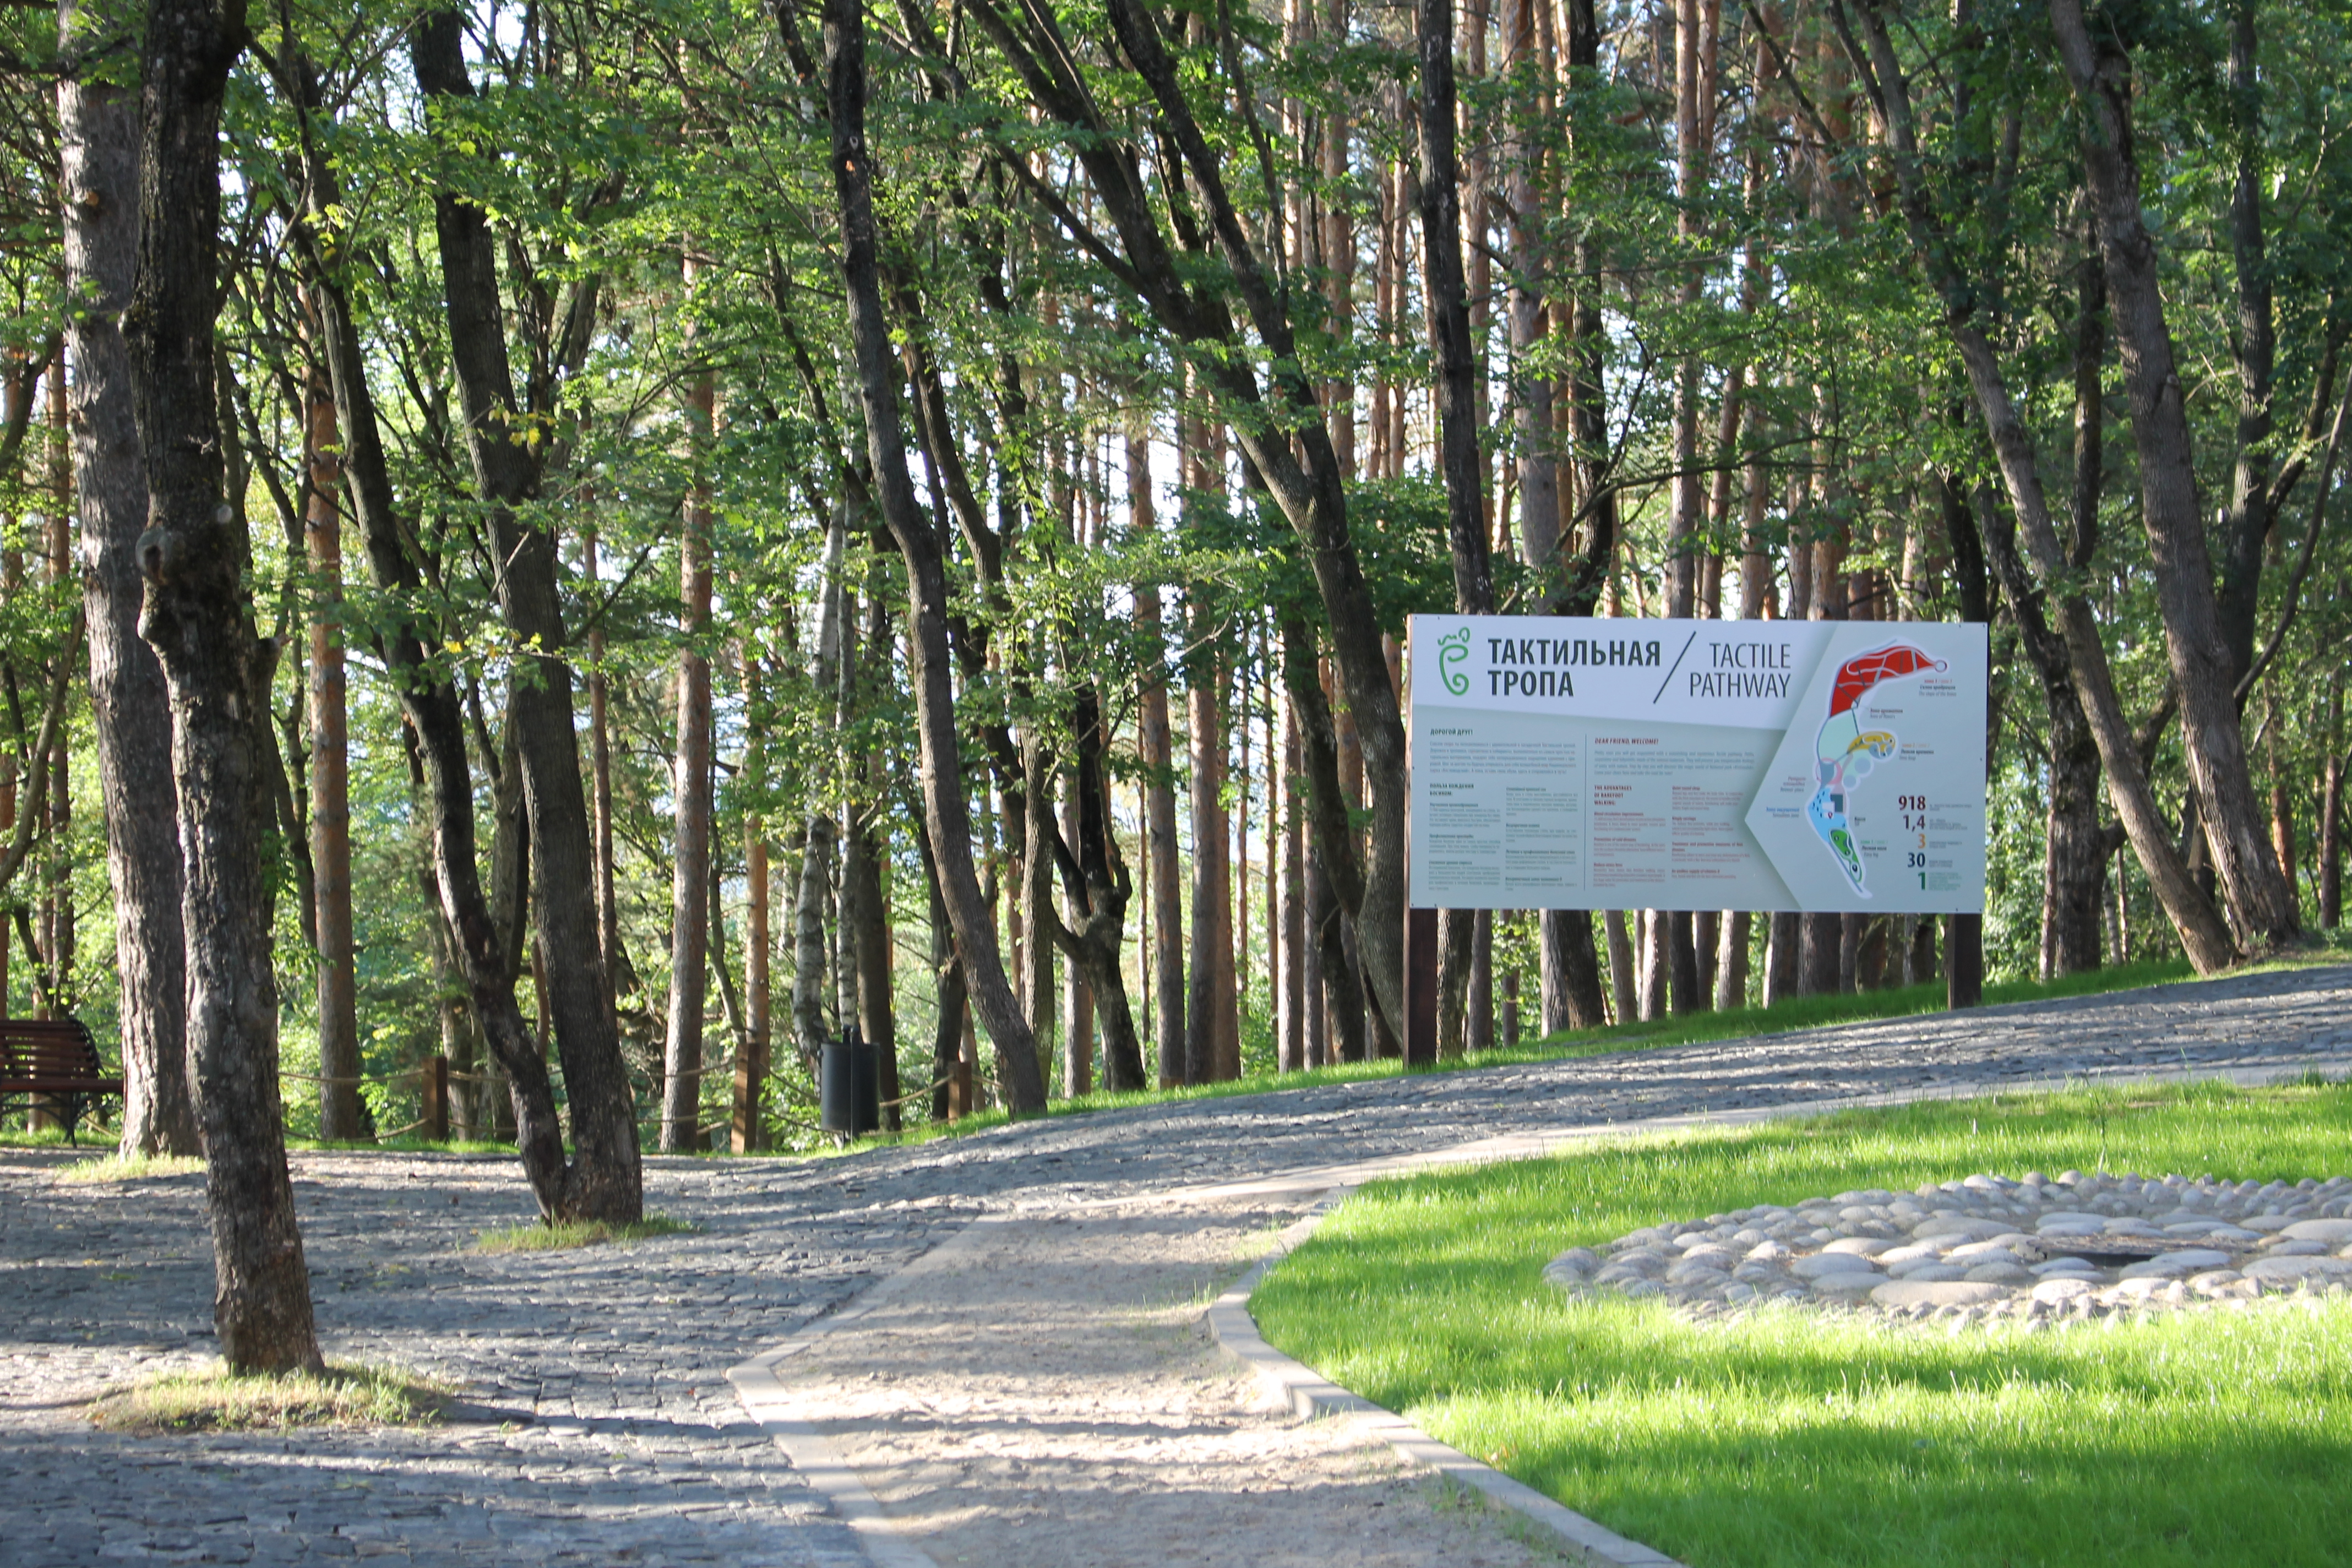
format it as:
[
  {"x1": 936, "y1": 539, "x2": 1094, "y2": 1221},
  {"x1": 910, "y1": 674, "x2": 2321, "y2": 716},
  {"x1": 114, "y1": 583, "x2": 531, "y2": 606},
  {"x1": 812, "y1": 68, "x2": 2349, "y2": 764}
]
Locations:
[{"x1": 0, "y1": 1018, "x2": 122, "y2": 1145}]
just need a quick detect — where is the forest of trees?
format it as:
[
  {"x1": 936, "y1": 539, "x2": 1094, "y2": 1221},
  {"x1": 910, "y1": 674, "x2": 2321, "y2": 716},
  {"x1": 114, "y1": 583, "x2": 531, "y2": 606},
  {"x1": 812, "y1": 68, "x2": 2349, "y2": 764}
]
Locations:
[{"x1": 2, "y1": 0, "x2": 2348, "y2": 1363}]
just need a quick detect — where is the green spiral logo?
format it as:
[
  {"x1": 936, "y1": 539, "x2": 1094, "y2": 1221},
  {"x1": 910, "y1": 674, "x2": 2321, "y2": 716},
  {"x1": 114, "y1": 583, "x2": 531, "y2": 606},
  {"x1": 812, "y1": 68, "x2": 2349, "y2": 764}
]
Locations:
[{"x1": 1438, "y1": 626, "x2": 1472, "y2": 695}]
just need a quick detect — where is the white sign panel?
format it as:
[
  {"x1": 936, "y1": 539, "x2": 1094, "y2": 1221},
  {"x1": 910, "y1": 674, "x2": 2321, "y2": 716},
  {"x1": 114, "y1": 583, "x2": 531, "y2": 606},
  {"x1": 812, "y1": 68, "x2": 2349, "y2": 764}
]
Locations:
[{"x1": 1407, "y1": 616, "x2": 1987, "y2": 913}]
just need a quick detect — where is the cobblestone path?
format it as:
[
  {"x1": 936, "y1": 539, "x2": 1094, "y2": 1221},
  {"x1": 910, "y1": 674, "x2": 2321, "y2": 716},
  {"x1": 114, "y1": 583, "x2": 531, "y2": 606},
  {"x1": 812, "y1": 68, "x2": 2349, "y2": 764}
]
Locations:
[{"x1": 4, "y1": 962, "x2": 2346, "y2": 1564}]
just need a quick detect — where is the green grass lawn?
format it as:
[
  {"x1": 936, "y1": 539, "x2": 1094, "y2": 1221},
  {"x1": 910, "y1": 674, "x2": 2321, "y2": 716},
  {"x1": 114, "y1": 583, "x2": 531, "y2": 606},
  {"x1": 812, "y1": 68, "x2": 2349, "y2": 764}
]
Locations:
[{"x1": 1251, "y1": 1081, "x2": 2352, "y2": 1568}]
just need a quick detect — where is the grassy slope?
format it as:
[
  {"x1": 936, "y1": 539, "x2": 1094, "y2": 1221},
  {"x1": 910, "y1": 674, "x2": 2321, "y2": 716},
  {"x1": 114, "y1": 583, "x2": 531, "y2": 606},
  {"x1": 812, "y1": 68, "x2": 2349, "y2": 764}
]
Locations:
[{"x1": 1252, "y1": 1083, "x2": 2352, "y2": 1568}]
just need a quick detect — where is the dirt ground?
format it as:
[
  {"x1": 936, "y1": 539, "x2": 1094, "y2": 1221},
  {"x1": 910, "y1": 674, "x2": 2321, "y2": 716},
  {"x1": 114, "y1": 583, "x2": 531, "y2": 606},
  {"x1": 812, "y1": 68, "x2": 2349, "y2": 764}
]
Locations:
[{"x1": 767, "y1": 1195, "x2": 1573, "y2": 1568}]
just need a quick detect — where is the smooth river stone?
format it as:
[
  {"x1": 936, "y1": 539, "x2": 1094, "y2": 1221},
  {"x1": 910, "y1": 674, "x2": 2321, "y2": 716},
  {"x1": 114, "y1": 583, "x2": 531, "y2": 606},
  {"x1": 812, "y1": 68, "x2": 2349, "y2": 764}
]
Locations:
[
  {"x1": 2244, "y1": 1255, "x2": 2352, "y2": 1282},
  {"x1": 1889, "y1": 1262, "x2": 1970, "y2": 1282},
  {"x1": 1947, "y1": 1242, "x2": 2028, "y2": 1265},
  {"x1": 2104, "y1": 1218, "x2": 2168, "y2": 1237},
  {"x1": 1822, "y1": 1236, "x2": 1899, "y2": 1258},
  {"x1": 2282, "y1": 1218, "x2": 2352, "y2": 1245},
  {"x1": 1964, "y1": 1262, "x2": 2038, "y2": 1285},
  {"x1": 2031, "y1": 1277, "x2": 2097, "y2": 1304},
  {"x1": 2242, "y1": 1215, "x2": 2301, "y2": 1233},
  {"x1": 1872, "y1": 1280, "x2": 2011, "y2": 1309},
  {"x1": 1793, "y1": 1252, "x2": 1879, "y2": 1280},
  {"x1": 1667, "y1": 1264, "x2": 1733, "y2": 1289},
  {"x1": 1809, "y1": 1272, "x2": 1888, "y2": 1299},
  {"x1": 1913, "y1": 1217, "x2": 2009, "y2": 1243},
  {"x1": 2118, "y1": 1248, "x2": 2233, "y2": 1280},
  {"x1": 2035, "y1": 1212, "x2": 2108, "y2": 1229}
]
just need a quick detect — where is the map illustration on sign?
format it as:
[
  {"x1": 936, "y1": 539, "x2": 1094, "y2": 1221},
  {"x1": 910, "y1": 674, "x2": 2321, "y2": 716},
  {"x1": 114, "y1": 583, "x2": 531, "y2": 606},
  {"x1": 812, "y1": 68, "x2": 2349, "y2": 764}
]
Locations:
[{"x1": 1807, "y1": 645, "x2": 1946, "y2": 896}]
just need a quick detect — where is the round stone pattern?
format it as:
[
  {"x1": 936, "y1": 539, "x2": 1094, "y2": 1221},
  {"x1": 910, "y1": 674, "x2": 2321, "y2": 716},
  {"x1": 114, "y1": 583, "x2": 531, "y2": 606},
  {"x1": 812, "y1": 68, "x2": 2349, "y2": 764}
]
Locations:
[{"x1": 1542, "y1": 1170, "x2": 2352, "y2": 1327}]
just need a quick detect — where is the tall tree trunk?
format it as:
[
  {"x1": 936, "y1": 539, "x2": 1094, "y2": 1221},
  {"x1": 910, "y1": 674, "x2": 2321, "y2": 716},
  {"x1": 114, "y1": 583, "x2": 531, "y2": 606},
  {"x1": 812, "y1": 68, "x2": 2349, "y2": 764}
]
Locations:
[
  {"x1": 585, "y1": 522, "x2": 629, "y2": 1010},
  {"x1": 1853, "y1": 0, "x2": 2239, "y2": 973},
  {"x1": 822, "y1": 0, "x2": 1047, "y2": 1109},
  {"x1": 1282, "y1": 618, "x2": 1368, "y2": 1063},
  {"x1": 412, "y1": 14, "x2": 644, "y2": 1216},
  {"x1": 1539, "y1": 910, "x2": 1605, "y2": 1031},
  {"x1": 43, "y1": 367, "x2": 75, "y2": 1030},
  {"x1": 1020, "y1": 727, "x2": 1056, "y2": 1077},
  {"x1": 59, "y1": 17, "x2": 196, "y2": 1157},
  {"x1": 2214, "y1": 0, "x2": 2274, "y2": 688},
  {"x1": 1185, "y1": 646, "x2": 1228, "y2": 1086},
  {"x1": 736, "y1": 655, "x2": 770, "y2": 1153},
  {"x1": 793, "y1": 516, "x2": 847, "y2": 1073},
  {"x1": 1502, "y1": 0, "x2": 1558, "y2": 582},
  {"x1": 2267, "y1": 702, "x2": 2297, "y2": 927},
  {"x1": 662, "y1": 339, "x2": 716, "y2": 1152},
  {"x1": 1129, "y1": 423, "x2": 1185, "y2": 1088},
  {"x1": 126, "y1": 0, "x2": 323, "y2": 1371},
  {"x1": 1278, "y1": 701, "x2": 1305, "y2": 1070},
  {"x1": 845, "y1": 596, "x2": 900, "y2": 1127},
  {"x1": 1418, "y1": 0, "x2": 1494, "y2": 1063},
  {"x1": 2048, "y1": 0, "x2": 2297, "y2": 947},
  {"x1": 918, "y1": 821, "x2": 965, "y2": 1121},
  {"x1": 286, "y1": 46, "x2": 624, "y2": 1220},
  {"x1": 2321, "y1": 682, "x2": 2344, "y2": 928},
  {"x1": 1044, "y1": 683, "x2": 1148, "y2": 1091},
  {"x1": 302, "y1": 356, "x2": 362, "y2": 1140},
  {"x1": 1603, "y1": 908, "x2": 1637, "y2": 1022}
]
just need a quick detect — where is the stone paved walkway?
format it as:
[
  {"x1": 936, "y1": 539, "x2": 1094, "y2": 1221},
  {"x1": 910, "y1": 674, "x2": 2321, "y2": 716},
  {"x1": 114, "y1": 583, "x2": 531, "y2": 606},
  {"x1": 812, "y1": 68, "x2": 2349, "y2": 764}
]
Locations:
[{"x1": 4, "y1": 962, "x2": 2347, "y2": 1564}]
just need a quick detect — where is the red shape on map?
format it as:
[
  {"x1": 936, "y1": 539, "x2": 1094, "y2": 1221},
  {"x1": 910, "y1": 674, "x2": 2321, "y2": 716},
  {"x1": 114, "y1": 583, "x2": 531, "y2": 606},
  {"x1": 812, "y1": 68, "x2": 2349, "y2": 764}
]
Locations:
[{"x1": 1828, "y1": 645, "x2": 1940, "y2": 716}]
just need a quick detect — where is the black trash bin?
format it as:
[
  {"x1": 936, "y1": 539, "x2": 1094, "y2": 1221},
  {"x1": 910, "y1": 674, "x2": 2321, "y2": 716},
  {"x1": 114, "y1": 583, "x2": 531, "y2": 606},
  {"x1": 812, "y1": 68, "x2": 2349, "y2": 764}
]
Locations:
[{"x1": 819, "y1": 1028, "x2": 880, "y2": 1136}]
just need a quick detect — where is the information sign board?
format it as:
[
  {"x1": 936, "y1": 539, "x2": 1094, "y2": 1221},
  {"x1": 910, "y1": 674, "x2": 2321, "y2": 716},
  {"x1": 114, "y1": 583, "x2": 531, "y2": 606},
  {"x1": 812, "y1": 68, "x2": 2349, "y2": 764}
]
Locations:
[{"x1": 1406, "y1": 615, "x2": 1988, "y2": 912}]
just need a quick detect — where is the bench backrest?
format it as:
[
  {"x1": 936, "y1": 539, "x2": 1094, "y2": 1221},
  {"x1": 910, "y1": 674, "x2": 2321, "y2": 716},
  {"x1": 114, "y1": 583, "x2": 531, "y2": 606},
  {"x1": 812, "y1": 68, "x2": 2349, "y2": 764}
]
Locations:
[{"x1": 0, "y1": 1019, "x2": 107, "y2": 1083}]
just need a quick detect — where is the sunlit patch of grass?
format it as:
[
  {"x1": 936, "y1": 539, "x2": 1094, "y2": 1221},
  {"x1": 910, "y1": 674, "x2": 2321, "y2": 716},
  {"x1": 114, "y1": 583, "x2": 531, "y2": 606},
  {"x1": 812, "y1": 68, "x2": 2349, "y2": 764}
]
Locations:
[
  {"x1": 88, "y1": 1363, "x2": 448, "y2": 1434},
  {"x1": 287, "y1": 1136, "x2": 526, "y2": 1156},
  {"x1": 1253, "y1": 1081, "x2": 2352, "y2": 1568},
  {"x1": 470, "y1": 1213, "x2": 697, "y2": 1252},
  {"x1": 53, "y1": 1152, "x2": 204, "y2": 1184}
]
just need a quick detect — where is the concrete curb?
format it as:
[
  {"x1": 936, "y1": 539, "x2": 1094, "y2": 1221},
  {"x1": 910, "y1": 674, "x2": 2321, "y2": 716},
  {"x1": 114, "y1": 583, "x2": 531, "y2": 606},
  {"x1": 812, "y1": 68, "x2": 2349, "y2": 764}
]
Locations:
[
  {"x1": 726, "y1": 1215, "x2": 1012, "y2": 1568},
  {"x1": 1208, "y1": 1193, "x2": 1684, "y2": 1568}
]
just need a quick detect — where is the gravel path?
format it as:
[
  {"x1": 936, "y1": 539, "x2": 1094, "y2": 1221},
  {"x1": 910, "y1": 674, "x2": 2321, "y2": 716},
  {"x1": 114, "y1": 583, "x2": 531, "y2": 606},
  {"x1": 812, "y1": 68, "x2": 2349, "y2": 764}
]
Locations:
[{"x1": 4, "y1": 962, "x2": 2347, "y2": 1565}]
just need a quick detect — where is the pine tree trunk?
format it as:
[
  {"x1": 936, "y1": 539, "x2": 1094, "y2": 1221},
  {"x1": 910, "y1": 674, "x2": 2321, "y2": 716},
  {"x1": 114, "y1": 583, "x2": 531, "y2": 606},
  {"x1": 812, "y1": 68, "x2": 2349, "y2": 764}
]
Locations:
[
  {"x1": 1186, "y1": 649, "x2": 1227, "y2": 1086},
  {"x1": 1539, "y1": 910, "x2": 1605, "y2": 1031},
  {"x1": 1279, "y1": 704, "x2": 1306, "y2": 1071},
  {"x1": 1130, "y1": 426, "x2": 1185, "y2": 1088},
  {"x1": 1604, "y1": 910, "x2": 1637, "y2": 1023},
  {"x1": 662, "y1": 349, "x2": 716, "y2": 1152},
  {"x1": 125, "y1": 0, "x2": 323, "y2": 1371},
  {"x1": 737, "y1": 656, "x2": 770, "y2": 1153},
  {"x1": 585, "y1": 523, "x2": 629, "y2": 1010},
  {"x1": 1716, "y1": 910, "x2": 1750, "y2": 1009},
  {"x1": 303, "y1": 360, "x2": 363, "y2": 1141},
  {"x1": 2322, "y1": 683, "x2": 2344, "y2": 928},
  {"x1": 59, "y1": 25, "x2": 196, "y2": 1157}
]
